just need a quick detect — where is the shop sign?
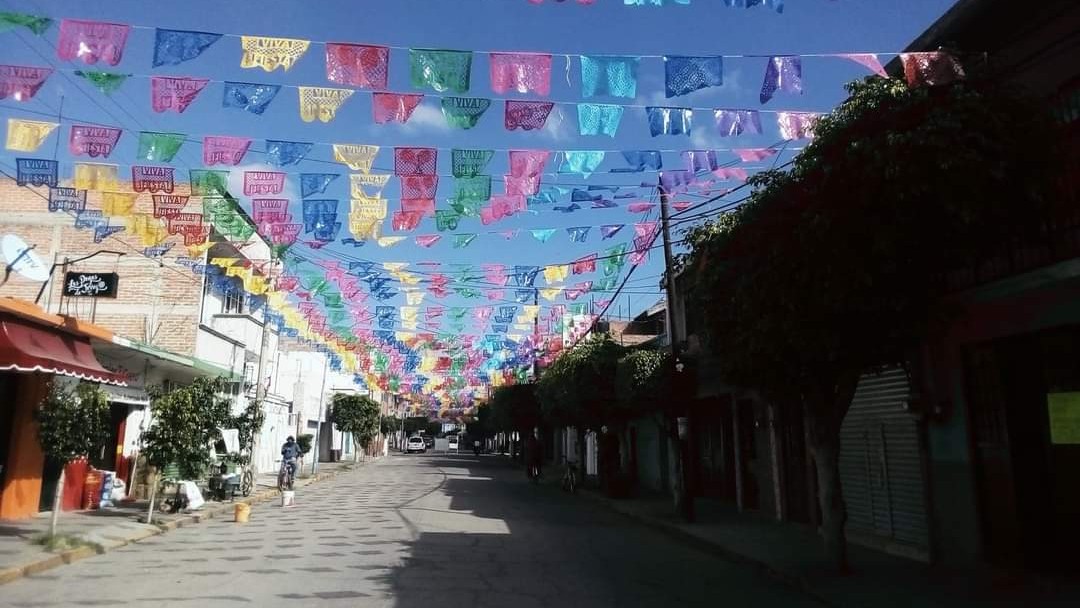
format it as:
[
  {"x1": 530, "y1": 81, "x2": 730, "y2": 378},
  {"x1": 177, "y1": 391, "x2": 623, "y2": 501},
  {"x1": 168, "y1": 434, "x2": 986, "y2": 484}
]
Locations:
[{"x1": 63, "y1": 271, "x2": 119, "y2": 298}]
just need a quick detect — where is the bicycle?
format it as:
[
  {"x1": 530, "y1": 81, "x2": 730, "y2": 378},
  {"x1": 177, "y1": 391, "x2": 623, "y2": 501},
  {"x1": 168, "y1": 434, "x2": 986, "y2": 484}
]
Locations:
[
  {"x1": 527, "y1": 463, "x2": 542, "y2": 484},
  {"x1": 277, "y1": 460, "x2": 296, "y2": 491},
  {"x1": 561, "y1": 458, "x2": 578, "y2": 494}
]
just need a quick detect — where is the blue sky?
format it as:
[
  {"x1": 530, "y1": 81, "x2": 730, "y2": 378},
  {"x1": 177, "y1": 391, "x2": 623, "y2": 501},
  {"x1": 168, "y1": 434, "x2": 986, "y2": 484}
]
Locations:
[{"x1": 0, "y1": 0, "x2": 958, "y2": 330}]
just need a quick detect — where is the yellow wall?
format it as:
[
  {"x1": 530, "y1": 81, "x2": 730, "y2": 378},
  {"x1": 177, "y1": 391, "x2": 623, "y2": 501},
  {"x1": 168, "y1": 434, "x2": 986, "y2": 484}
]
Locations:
[{"x1": 0, "y1": 374, "x2": 48, "y2": 519}]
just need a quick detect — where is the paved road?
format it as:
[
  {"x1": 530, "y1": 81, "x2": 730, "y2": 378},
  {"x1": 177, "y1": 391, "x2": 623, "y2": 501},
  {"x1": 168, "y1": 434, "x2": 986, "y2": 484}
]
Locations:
[{"x1": 3, "y1": 454, "x2": 819, "y2": 607}]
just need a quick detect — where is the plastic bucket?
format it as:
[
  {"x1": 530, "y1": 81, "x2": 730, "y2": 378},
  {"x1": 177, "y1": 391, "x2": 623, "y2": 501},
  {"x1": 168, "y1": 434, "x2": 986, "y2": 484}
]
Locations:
[
  {"x1": 281, "y1": 490, "x2": 295, "y2": 508},
  {"x1": 234, "y1": 503, "x2": 251, "y2": 523}
]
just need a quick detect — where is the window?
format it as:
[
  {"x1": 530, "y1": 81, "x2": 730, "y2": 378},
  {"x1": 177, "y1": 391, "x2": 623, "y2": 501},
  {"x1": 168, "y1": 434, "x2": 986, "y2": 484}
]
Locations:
[{"x1": 223, "y1": 281, "x2": 245, "y2": 314}]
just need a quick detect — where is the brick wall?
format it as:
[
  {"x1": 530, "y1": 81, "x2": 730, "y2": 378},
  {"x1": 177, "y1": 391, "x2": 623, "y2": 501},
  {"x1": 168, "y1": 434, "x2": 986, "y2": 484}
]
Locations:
[{"x1": 0, "y1": 179, "x2": 204, "y2": 356}]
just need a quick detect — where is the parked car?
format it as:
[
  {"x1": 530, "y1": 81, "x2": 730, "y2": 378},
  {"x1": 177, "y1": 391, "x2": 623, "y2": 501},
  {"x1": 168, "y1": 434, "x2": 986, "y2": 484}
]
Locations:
[
  {"x1": 448, "y1": 436, "x2": 459, "y2": 452},
  {"x1": 405, "y1": 436, "x2": 426, "y2": 454},
  {"x1": 423, "y1": 435, "x2": 435, "y2": 449}
]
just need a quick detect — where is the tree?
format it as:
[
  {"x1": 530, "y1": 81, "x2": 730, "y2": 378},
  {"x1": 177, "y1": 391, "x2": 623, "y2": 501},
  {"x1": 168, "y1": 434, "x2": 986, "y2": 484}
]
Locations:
[
  {"x1": 329, "y1": 394, "x2": 380, "y2": 457},
  {"x1": 141, "y1": 377, "x2": 232, "y2": 522},
  {"x1": 615, "y1": 349, "x2": 675, "y2": 491},
  {"x1": 681, "y1": 75, "x2": 1059, "y2": 570},
  {"x1": 536, "y1": 335, "x2": 625, "y2": 471},
  {"x1": 225, "y1": 398, "x2": 265, "y2": 466},
  {"x1": 36, "y1": 381, "x2": 110, "y2": 537},
  {"x1": 380, "y1": 414, "x2": 401, "y2": 436}
]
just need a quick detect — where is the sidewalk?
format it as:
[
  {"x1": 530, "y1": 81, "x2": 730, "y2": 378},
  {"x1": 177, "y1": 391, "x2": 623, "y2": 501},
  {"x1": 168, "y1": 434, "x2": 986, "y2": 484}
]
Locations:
[
  {"x1": 0, "y1": 459, "x2": 366, "y2": 585},
  {"x1": 577, "y1": 489, "x2": 1080, "y2": 607}
]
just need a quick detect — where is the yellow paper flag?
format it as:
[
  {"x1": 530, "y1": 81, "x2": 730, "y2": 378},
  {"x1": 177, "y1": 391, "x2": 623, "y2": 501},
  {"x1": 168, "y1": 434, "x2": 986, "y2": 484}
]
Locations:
[
  {"x1": 299, "y1": 87, "x2": 353, "y2": 123},
  {"x1": 186, "y1": 242, "x2": 214, "y2": 258},
  {"x1": 126, "y1": 214, "x2": 167, "y2": 246},
  {"x1": 6, "y1": 118, "x2": 58, "y2": 152},
  {"x1": 405, "y1": 290, "x2": 425, "y2": 306},
  {"x1": 543, "y1": 264, "x2": 570, "y2": 285},
  {"x1": 350, "y1": 173, "x2": 392, "y2": 198},
  {"x1": 73, "y1": 163, "x2": 119, "y2": 191},
  {"x1": 540, "y1": 287, "x2": 562, "y2": 301},
  {"x1": 377, "y1": 236, "x2": 405, "y2": 247},
  {"x1": 351, "y1": 195, "x2": 387, "y2": 220},
  {"x1": 348, "y1": 217, "x2": 381, "y2": 241},
  {"x1": 101, "y1": 191, "x2": 137, "y2": 217},
  {"x1": 332, "y1": 143, "x2": 378, "y2": 171},
  {"x1": 240, "y1": 36, "x2": 310, "y2": 72},
  {"x1": 383, "y1": 262, "x2": 409, "y2": 273}
]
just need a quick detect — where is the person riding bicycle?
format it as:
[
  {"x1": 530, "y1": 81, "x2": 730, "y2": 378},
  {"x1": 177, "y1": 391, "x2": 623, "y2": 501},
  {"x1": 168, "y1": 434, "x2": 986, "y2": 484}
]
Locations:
[
  {"x1": 281, "y1": 436, "x2": 301, "y2": 482},
  {"x1": 525, "y1": 428, "x2": 543, "y2": 480}
]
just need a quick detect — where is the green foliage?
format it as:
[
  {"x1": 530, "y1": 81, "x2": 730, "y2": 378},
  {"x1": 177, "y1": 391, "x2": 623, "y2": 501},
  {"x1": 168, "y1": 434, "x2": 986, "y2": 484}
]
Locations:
[
  {"x1": 142, "y1": 377, "x2": 233, "y2": 479},
  {"x1": 681, "y1": 76, "x2": 1060, "y2": 409},
  {"x1": 296, "y1": 433, "x2": 314, "y2": 456},
  {"x1": 536, "y1": 335, "x2": 625, "y2": 429},
  {"x1": 615, "y1": 349, "x2": 672, "y2": 419},
  {"x1": 329, "y1": 394, "x2": 381, "y2": 448},
  {"x1": 488, "y1": 384, "x2": 541, "y2": 433},
  {"x1": 36, "y1": 382, "x2": 110, "y2": 464},
  {"x1": 380, "y1": 415, "x2": 401, "y2": 435},
  {"x1": 225, "y1": 398, "x2": 264, "y2": 466},
  {"x1": 403, "y1": 416, "x2": 440, "y2": 436}
]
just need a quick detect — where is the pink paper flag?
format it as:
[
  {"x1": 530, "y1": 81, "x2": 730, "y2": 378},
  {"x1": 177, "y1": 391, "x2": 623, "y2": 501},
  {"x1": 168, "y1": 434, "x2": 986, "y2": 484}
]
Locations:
[
  {"x1": 392, "y1": 210, "x2": 423, "y2": 231},
  {"x1": 372, "y1": 92, "x2": 424, "y2": 124},
  {"x1": 489, "y1": 53, "x2": 552, "y2": 96},
  {"x1": 400, "y1": 175, "x2": 439, "y2": 199},
  {"x1": 504, "y1": 174, "x2": 541, "y2": 196},
  {"x1": 505, "y1": 101, "x2": 554, "y2": 131},
  {"x1": 509, "y1": 150, "x2": 550, "y2": 178},
  {"x1": 401, "y1": 198, "x2": 436, "y2": 217},
  {"x1": 572, "y1": 255, "x2": 597, "y2": 275},
  {"x1": 0, "y1": 65, "x2": 53, "y2": 101},
  {"x1": 151, "y1": 194, "x2": 189, "y2": 218},
  {"x1": 713, "y1": 167, "x2": 748, "y2": 181},
  {"x1": 487, "y1": 289, "x2": 505, "y2": 301},
  {"x1": 841, "y1": 53, "x2": 887, "y2": 77},
  {"x1": 627, "y1": 201, "x2": 656, "y2": 213},
  {"x1": 900, "y1": 52, "x2": 964, "y2": 88},
  {"x1": 394, "y1": 147, "x2": 438, "y2": 176},
  {"x1": 203, "y1": 135, "x2": 252, "y2": 166},
  {"x1": 635, "y1": 221, "x2": 659, "y2": 239},
  {"x1": 672, "y1": 202, "x2": 693, "y2": 212},
  {"x1": 151, "y1": 76, "x2": 210, "y2": 113},
  {"x1": 243, "y1": 171, "x2": 286, "y2": 196},
  {"x1": 325, "y1": 43, "x2": 389, "y2": 89},
  {"x1": 777, "y1": 112, "x2": 818, "y2": 141},
  {"x1": 57, "y1": 19, "x2": 130, "y2": 66},
  {"x1": 253, "y1": 199, "x2": 290, "y2": 223},
  {"x1": 69, "y1": 125, "x2": 122, "y2": 158},
  {"x1": 733, "y1": 148, "x2": 777, "y2": 162},
  {"x1": 498, "y1": 230, "x2": 519, "y2": 240},
  {"x1": 415, "y1": 234, "x2": 441, "y2": 248},
  {"x1": 483, "y1": 264, "x2": 508, "y2": 285}
]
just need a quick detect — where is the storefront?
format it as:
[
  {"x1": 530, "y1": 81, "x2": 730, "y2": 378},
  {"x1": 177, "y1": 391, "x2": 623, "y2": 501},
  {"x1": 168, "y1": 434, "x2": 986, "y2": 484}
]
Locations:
[{"x1": 0, "y1": 298, "x2": 125, "y2": 519}]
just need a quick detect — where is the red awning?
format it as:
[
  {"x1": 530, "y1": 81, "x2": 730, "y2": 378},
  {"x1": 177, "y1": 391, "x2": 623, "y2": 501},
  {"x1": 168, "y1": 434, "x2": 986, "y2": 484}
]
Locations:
[{"x1": 0, "y1": 318, "x2": 125, "y2": 385}]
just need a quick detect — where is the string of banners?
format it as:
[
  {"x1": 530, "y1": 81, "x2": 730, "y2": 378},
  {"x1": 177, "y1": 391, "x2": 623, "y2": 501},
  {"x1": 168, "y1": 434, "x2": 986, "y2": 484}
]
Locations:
[{"x1": 0, "y1": 14, "x2": 965, "y2": 115}]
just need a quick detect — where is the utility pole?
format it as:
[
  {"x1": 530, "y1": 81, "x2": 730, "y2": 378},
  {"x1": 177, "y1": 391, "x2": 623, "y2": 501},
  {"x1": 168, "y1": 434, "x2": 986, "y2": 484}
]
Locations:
[
  {"x1": 250, "y1": 256, "x2": 277, "y2": 473},
  {"x1": 310, "y1": 356, "x2": 329, "y2": 476},
  {"x1": 532, "y1": 288, "x2": 540, "y2": 381},
  {"x1": 659, "y1": 175, "x2": 694, "y2": 523}
]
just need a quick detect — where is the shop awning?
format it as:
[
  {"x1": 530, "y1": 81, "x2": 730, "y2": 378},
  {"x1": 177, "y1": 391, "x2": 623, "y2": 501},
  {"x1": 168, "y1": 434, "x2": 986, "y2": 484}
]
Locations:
[{"x1": 0, "y1": 317, "x2": 126, "y2": 385}]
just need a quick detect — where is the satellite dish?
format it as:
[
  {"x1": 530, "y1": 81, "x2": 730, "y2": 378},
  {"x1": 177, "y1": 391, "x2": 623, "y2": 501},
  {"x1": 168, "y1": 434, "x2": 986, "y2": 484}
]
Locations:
[{"x1": 2, "y1": 234, "x2": 50, "y2": 282}]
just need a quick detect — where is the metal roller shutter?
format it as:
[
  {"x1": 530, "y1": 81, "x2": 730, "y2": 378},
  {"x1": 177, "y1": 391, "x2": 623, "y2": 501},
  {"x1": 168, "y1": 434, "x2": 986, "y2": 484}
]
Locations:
[{"x1": 839, "y1": 367, "x2": 929, "y2": 556}]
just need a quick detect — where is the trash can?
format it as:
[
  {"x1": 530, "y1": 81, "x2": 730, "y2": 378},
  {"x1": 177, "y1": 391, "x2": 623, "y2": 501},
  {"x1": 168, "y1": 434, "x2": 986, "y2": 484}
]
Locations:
[{"x1": 234, "y1": 503, "x2": 251, "y2": 523}]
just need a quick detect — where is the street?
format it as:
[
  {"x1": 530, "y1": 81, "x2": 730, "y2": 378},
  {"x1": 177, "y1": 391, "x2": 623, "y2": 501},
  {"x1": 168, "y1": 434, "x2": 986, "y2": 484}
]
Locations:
[{"x1": 1, "y1": 454, "x2": 818, "y2": 607}]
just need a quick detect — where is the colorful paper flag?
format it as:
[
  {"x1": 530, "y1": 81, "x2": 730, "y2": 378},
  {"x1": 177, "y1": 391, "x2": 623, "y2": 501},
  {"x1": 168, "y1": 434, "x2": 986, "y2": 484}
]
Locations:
[
  {"x1": 0, "y1": 64, "x2": 53, "y2": 101},
  {"x1": 372, "y1": 92, "x2": 424, "y2": 124},
  {"x1": 760, "y1": 56, "x2": 803, "y2": 104},
  {"x1": 223, "y1": 81, "x2": 281, "y2": 115},
  {"x1": 580, "y1": 55, "x2": 639, "y2": 98},
  {"x1": 409, "y1": 49, "x2": 472, "y2": 93},
  {"x1": 325, "y1": 43, "x2": 389, "y2": 89},
  {"x1": 333, "y1": 144, "x2": 379, "y2": 172},
  {"x1": 489, "y1": 52, "x2": 552, "y2": 96},
  {"x1": 298, "y1": 86, "x2": 353, "y2": 123},
  {"x1": 57, "y1": 19, "x2": 130, "y2": 66},
  {"x1": 577, "y1": 103, "x2": 624, "y2": 137},
  {"x1": 266, "y1": 140, "x2": 312, "y2": 166},
  {"x1": 713, "y1": 109, "x2": 762, "y2": 137},
  {"x1": 664, "y1": 55, "x2": 723, "y2": 97},
  {"x1": 240, "y1": 36, "x2": 310, "y2": 72},
  {"x1": 441, "y1": 97, "x2": 491, "y2": 129},
  {"x1": 74, "y1": 70, "x2": 128, "y2": 95},
  {"x1": 646, "y1": 107, "x2": 692, "y2": 136},
  {"x1": 150, "y1": 76, "x2": 209, "y2": 113},
  {"x1": 152, "y1": 29, "x2": 222, "y2": 67},
  {"x1": 504, "y1": 100, "x2": 554, "y2": 131},
  {"x1": 5, "y1": 118, "x2": 57, "y2": 152},
  {"x1": 203, "y1": 135, "x2": 251, "y2": 166}
]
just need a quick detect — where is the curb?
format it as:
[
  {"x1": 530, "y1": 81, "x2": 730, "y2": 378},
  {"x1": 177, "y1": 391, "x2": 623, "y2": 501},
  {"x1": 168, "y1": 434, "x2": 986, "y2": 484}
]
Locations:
[
  {"x1": 574, "y1": 489, "x2": 835, "y2": 607},
  {"x1": 0, "y1": 462, "x2": 362, "y2": 586}
]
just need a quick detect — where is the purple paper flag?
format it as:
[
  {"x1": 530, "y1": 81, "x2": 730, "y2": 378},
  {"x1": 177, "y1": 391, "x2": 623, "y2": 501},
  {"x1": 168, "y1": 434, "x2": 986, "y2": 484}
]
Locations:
[{"x1": 759, "y1": 56, "x2": 802, "y2": 104}]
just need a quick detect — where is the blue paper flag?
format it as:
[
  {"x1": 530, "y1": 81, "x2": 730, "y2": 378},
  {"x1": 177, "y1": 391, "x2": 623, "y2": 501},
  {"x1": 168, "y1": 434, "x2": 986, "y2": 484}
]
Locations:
[
  {"x1": 567, "y1": 226, "x2": 591, "y2": 243},
  {"x1": 618, "y1": 150, "x2": 663, "y2": 172},
  {"x1": 266, "y1": 140, "x2": 312, "y2": 167},
  {"x1": 580, "y1": 55, "x2": 640, "y2": 99},
  {"x1": 531, "y1": 228, "x2": 557, "y2": 243},
  {"x1": 647, "y1": 107, "x2": 693, "y2": 136},
  {"x1": 152, "y1": 29, "x2": 222, "y2": 67},
  {"x1": 664, "y1": 56, "x2": 723, "y2": 97},
  {"x1": 16, "y1": 158, "x2": 58, "y2": 187},
  {"x1": 560, "y1": 151, "x2": 605, "y2": 177},
  {"x1": 302, "y1": 199, "x2": 339, "y2": 232},
  {"x1": 300, "y1": 173, "x2": 339, "y2": 198},
  {"x1": 223, "y1": 81, "x2": 281, "y2": 115},
  {"x1": 577, "y1": 103, "x2": 624, "y2": 137}
]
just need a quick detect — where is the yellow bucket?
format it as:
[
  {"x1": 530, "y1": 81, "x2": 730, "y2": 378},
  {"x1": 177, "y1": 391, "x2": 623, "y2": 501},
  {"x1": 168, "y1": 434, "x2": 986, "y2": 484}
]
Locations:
[{"x1": 234, "y1": 502, "x2": 251, "y2": 523}]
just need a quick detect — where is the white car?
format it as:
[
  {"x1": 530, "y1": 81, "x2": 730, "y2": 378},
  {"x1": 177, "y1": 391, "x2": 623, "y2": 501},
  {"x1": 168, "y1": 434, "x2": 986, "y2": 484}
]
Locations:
[
  {"x1": 405, "y1": 436, "x2": 426, "y2": 454},
  {"x1": 448, "y1": 437, "x2": 459, "y2": 452}
]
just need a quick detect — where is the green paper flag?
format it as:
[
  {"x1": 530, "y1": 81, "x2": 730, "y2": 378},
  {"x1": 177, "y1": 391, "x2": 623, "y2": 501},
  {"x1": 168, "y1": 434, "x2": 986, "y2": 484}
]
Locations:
[
  {"x1": 435, "y1": 210, "x2": 461, "y2": 232},
  {"x1": 74, "y1": 70, "x2": 130, "y2": 95},
  {"x1": 452, "y1": 176, "x2": 491, "y2": 206},
  {"x1": 322, "y1": 293, "x2": 344, "y2": 309},
  {"x1": 138, "y1": 132, "x2": 186, "y2": 162},
  {"x1": 451, "y1": 149, "x2": 494, "y2": 178},
  {"x1": 441, "y1": 97, "x2": 491, "y2": 129},
  {"x1": 190, "y1": 169, "x2": 230, "y2": 196},
  {"x1": 410, "y1": 49, "x2": 472, "y2": 93},
  {"x1": 450, "y1": 199, "x2": 483, "y2": 218},
  {"x1": 453, "y1": 234, "x2": 477, "y2": 249},
  {"x1": 0, "y1": 12, "x2": 52, "y2": 35}
]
